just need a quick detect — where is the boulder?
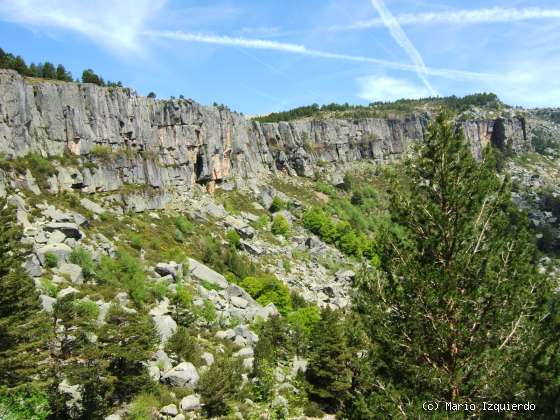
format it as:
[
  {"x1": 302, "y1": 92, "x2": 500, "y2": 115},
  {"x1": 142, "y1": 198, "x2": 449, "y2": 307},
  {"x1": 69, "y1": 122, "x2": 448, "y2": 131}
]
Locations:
[
  {"x1": 160, "y1": 404, "x2": 178, "y2": 416},
  {"x1": 230, "y1": 296, "x2": 249, "y2": 309},
  {"x1": 58, "y1": 263, "x2": 84, "y2": 284},
  {"x1": 47, "y1": 230, "x2": 67, "y2": 245},
  {"x1": 180, "y1": 395, "x2": 201, "y2": 411},
  {"x1": 242, "y1": 357, "x2": 254, "y2": 370},
  {"x1": 256, "y1": 303, "x2": 279, "y2": 320},
  {"x1": 234, "y1": 324, "x2": 259, "y2": 346},
  {"x1": 201, "y1": 352, "x2": 214, "y2": 366},
  {"x1": 161, "y1": 362, "x2": 199, "y2": 388},
  {"x1": 155, "y1": 262, "x2": 182, "y2": 280},
  {"x1": 154, "y1": 349, "x2": 173, "y2": 372},
  {"x1": 24, "y1": 254, "x2": 43, "y2": 277},
  {"x1": 188, "y1": 258, "x2": 228, "y2": 289},
  {"x1": 39, "y1": 294, "x2": 56, "y2": 313},
  {"x1": 234, "y1": 347, "x2": 254, "y2": 359},
  {"x1": 44, "y1": 222, "x2": 83, "y2": 240},
  {"x1": 240, "y1": 240, "x2": 264, "y2": 256},
  {"x1": 215, "y1": 329, "x2": 236, "y2": 340},
  {"x1": 58, "y1": 286, "x2": 79, "y2": 299},
  {"x1": 80, "y1": 197, "x2": 105, "y2": 214},
  {"x1": 38, "y1": 243, "x2": 72, "y2": 265},
  {"x1": 152, "y1": 314, "x2": 177, "y2": 343}
]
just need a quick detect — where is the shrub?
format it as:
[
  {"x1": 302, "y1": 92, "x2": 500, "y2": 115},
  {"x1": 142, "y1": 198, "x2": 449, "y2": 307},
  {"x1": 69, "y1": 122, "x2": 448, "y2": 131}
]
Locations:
[
  {"x1": 89, "y1": 145, "x2": 112, "y2": 158},
  {"x1": 197, "y1": 353, "x2": 243, "y2": 417},
  {"x1": 97, "y1": 251, "x2": 148, "y2": 306},
  {"x1": 0, "y1": 386, "x2": 51, "y2": 420},
  {"x1": 165, "y1": 327, "x2": 201, "y2": 365},
  {"x1": 74, "y1": 299, "x2": 100, "y2": 322},
  {"x1": 129, "y1": 233, "x2": 143, "y2": 250},
  {"x1": 44, "y1": 252, "x2": 59, "y2": 268},
  {"x1": 201, "y1": 299, "x2": 217, "y2": 324},
  {"x1": 69, "y1": 246, "x2": 95, "y2": 280},
  {"x1": 226, "y1": 229, "x2": 241, "y2": 249},
  {"x1": 40, "y1": 278, "x2": 58, "y2": 297},
  {"x1": 175, "y1": 216, "x2": 193, "y2": 235},
  {"x1": 128, "y1": 393, "x2": 159, "y2": 420},
  {"x1": 253, "y1": 215, "x2": 269, "y2": 230},
  {"x1": 271, "y1": 215, "x2": 290, "y2": 236},
  {"x1": 269, "y1": 196, "x2": 285, "y2": 213},
  {"x1": 239, "y1": 276, "x2": 292, "y2": 315},
  {"x1": 174, "y1": 228, "x2": 185, "y2": 243}
]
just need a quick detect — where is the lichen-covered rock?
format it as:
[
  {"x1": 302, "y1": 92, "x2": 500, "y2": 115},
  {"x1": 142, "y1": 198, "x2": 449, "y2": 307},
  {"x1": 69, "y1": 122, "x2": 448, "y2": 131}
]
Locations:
[{"x1": 161, "y1": 362, "x2": 199, "y2": 388}]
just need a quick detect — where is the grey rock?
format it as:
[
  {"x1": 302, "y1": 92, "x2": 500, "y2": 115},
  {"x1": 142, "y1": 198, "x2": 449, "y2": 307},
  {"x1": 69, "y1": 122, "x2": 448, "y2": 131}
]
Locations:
[
  {"x1": 155, "y1": 262, "x2": 182, "y2": 280},
  {"x1": 240, "y1": 240, "x2": 264, "y2": 256},
  {"x1": 58, "y1": 263, "x2": 84, "y2": 284},
  {"x1": 24, "y1": 254, "x2": 43, "y2": 277},
  {"x1": 242, "y1": 358, "x2": 254, "y2": 370},
  {"x1": 234, "y1": 324, "x2": 259, "y2": 346},
  {"x1": 234, "y1": 347, "x2": 254, "y2": 358},
  {"x1": 39, "y1": 294, "x2": 56, "y2": 313},
  {"x1": 188, "y1": 258, "x2": 228, "y2": 289},
  {"x1": 38, "y1": 243, "x2": 72, "y2": 265},
  {"x1": 201, "y1": 352, "x2": 214, "y2": 366},
  {"x1": 215, "y1": 329, "x2": 236, "y2": 340},
  {"x1": 180, "y1": 395, "x2": 201, "y2": 411},
  {"x1": 230, "y1": 296, "x2": 249, "y2": 309},
  {"x1": 148, "y1": 365, "x2": 161, "y2": 381},
  {"x1": 58, "y1": 286, "x2": 79, "y2": 299},
  {"x1": 152, "y1": 314, "x2": 177, "y2": 343},
  {"x1": 160, "y1": 404, "x2": 178, "y2": 416},
  {"x1": 161, "y1": 362, "x2": 199, "y2": 388},
  {"x1": 80, "y1": 197, "x2": 105, "y2": 214},
  {"x1": 44, "y1": 223, "x2": 83, "y2": 240},
  {"x1": 47, "y1": 230, "x2": 67, "y2": 245}
]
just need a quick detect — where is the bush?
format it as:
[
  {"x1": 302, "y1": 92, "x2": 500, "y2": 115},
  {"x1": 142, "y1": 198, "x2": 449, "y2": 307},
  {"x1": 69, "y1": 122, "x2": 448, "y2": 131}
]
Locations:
[
  {"x1": 239, "y1": 276, "x2": 292, "y2": 315},
  {"x1": 226, "y1": 229, "x2": 241, "y2": 249},
  {"x1": 69, "y1": 246, "x2": 95, "y2": 280},
  {"x1": 44, "y1": 252, "x2": 59, "y2": 268},
  {"x1": 197, "y1": 354, "x2": 243, "y2": 417},
  {"x1": 201, "y1": 300, "x2": 216, "y2": 324},
  {"x1": 269, "y1": 196, "x2": 285, "y2": 213},
  {"x1": 128, "y1": 393, "x2": 159, "y2": 420},
  {"x1": 97, "y1": 251, "x2": 148, "y2": 306},
  {"x1": 0, "y1": 386, "x2": 51, "y2": 420},
  {"x1": 165, "y1": 327, "x2": 201, "y2": 365},
  {"x1": 271, "y1": 215, "x2": 290, "y2": 236},
  {"x1": 175, "y1": 216, "x2": 193, "y2": 235},
  {"x1": 89, "y1": 145, "x2": 113, "y2": 158},
  {"x1": 74, "y1": 299, "x2": 100, "y2": 322},
  {"x1": 40, "y1": 278, "x2": 58, "y2": 297}
]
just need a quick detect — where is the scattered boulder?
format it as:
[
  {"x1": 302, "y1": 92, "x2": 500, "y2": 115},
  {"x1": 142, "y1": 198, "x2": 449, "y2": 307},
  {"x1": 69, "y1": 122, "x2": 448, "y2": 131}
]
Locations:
[
  {"x1": 230, "y1": 296, "x2": 249, "y2": 309},
  {"x1": 47, "y1": 230, "x2": 67, "y2": 245},
  {"x1": 152, "y1": 314, "x2": 177, "y2": 344},
  {"x1": 234, "y1": 347, "x2": 254, "y2": 359},
  {"x1": 39, "y1": 294, "x2": 56, "y2": 313},
  {"x1": 161, "y1": 362, "x2": 199, "y2": 388},
  {"x1": 201, "y1": 352, "x2": 214, "y2": 366},
  {"x1": 240, "y1": 240, "x2": 264, "y2": 256},
  {"x1": 155, "y1": 261, "x2": 183, "y2": 280},
  {"x1": 44, "y1": 223, "x2": 83, "y2": 240},
  {"x1": 80, "y1": 197, "x2": 105, "y2": 215},
  {"x1": 188, "y1": 258, "x2": 228, "y2": 289},
  {"x1": 38, "y1": 243, "x2": 72, "y2": 265},
  {"x1": 58, "y1": 286, "x2": 79, "y2": 299},
  {"x1": 180, "y1": 395, "x2": 201, "y2": 412},
  {"x1": 160, "y1": 404, "x2": 178, "y2": 417},
  {"x1": 24, "y1": 254, "x2": 43, "y2": 277},
  {"x1": 58, "y1": 263, "x2": 84, "y2": 285}
]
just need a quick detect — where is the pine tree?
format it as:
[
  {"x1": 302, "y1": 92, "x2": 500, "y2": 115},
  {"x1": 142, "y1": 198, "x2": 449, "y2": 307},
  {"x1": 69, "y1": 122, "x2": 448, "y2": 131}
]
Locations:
[
  {"x1": 306, "y1": 307, "x2": 352, "y2": 414},
  {"x1": 197, "y1": 353, "x2": 242, "y2": 417},
  {"x1": 353, "y1": 112, "x2": 553, "y2": 415},
  {"x1": 0, "y1": 198, "x2": 48, "y2": 388}
]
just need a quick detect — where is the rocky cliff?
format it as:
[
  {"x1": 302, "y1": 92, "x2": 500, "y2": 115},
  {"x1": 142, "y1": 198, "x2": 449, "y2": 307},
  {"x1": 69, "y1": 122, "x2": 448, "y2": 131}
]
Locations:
[{"x1": 0, "y1": 69, "x2": 535, "y2": 200}]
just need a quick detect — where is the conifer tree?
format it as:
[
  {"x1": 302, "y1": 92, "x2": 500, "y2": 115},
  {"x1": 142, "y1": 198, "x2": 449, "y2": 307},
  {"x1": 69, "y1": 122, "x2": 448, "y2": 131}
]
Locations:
[
  {"x1": 353, "y1": 112, "x2": 553, "y2": 415},
  {"x1": 0, "y1": 198, "x2": 48, "y2": 388},
  {"x1": 306, "y1": 307, "x2": 352, "y2": 414}
]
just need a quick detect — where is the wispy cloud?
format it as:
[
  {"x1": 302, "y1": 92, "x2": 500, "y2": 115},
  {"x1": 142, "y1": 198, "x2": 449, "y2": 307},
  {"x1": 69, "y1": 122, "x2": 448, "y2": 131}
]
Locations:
[
  {"x1": 145, "y1": 30, "x2": 489, "y2": 82},
  {"x1": 357, "y1": 76, "x2": 430, "y2": 102},
  {"x1": 369, "y1": 0, "x2": 437, "y2": 96},
  {"x1": 332, "y1": 7, "x2": 560, "y2": 31},
  {"x1": 0, "y1": 0, "x2": 166, "y2": 55}
]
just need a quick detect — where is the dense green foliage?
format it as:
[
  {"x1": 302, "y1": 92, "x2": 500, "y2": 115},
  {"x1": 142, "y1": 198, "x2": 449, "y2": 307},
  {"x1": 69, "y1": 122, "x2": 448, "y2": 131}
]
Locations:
[
  {"x1": 254, "y1": 93, "x2": 502, "y2": 122},
  {"x1": 351, "y1": 112, "x2": 556, "y2": 417},
  {"x1": 0, "y1": 47, "x2": 122, "y2": 87},
  {"x1": 0, "y1": 198, "x2": 49, "y2": 388},
  {"x1": 271, "y1": 214, "x2": 290, "y2": 236},
  {"x1": 238, "y1": 276, "x2": 292, "y2": 315},
  {"x1": 197, "y1": 353, "x2": 243, "y2": 417}
]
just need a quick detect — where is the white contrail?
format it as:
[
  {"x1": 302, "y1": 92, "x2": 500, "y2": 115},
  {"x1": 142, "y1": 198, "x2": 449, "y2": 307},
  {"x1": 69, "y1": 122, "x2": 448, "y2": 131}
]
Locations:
[
  {"x1": 332, "y1": 7, "x2": 560, "y2": 31},
  {"x1": 144, "y1": 30, "x2": 490, "y2": 82},
  {"x1": 369, "y1": 0, "x2": 437, "y2": 96}
]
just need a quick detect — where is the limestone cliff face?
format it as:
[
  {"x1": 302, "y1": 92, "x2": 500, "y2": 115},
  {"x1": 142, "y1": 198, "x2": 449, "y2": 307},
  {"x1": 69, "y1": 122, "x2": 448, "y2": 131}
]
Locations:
[{"x1": 0, "y1": 69, "x2": 533, "y2": 197}]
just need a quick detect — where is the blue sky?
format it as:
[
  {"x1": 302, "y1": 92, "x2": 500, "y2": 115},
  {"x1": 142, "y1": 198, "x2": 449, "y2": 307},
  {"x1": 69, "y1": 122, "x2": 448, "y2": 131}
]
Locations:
[{"x1": 1, "y1": 0, "x2": 559, "y2": 114}]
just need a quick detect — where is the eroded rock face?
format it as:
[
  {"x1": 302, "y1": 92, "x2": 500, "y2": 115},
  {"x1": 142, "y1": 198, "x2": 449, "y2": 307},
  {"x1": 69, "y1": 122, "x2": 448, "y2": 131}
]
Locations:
[{"x1": 0, "y1": 69, "x2": 535, "y2": 204}]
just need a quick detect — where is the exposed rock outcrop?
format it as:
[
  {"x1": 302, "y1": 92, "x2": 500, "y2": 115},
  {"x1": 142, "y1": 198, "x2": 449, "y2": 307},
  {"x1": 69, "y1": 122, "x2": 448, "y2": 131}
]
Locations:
[{"x1": 0, "y1": 69, "x2": 539, "y2": 206}]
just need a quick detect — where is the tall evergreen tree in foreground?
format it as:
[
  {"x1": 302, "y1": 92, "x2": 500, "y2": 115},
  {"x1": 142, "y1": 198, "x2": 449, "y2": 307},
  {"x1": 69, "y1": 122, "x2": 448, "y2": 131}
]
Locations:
[
  {"x1": 0, "y1": 197, "x2": 48, "y2": 388},
  {"x1": 352, "y1": 112, "x2": 555, "y2": 417}
]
